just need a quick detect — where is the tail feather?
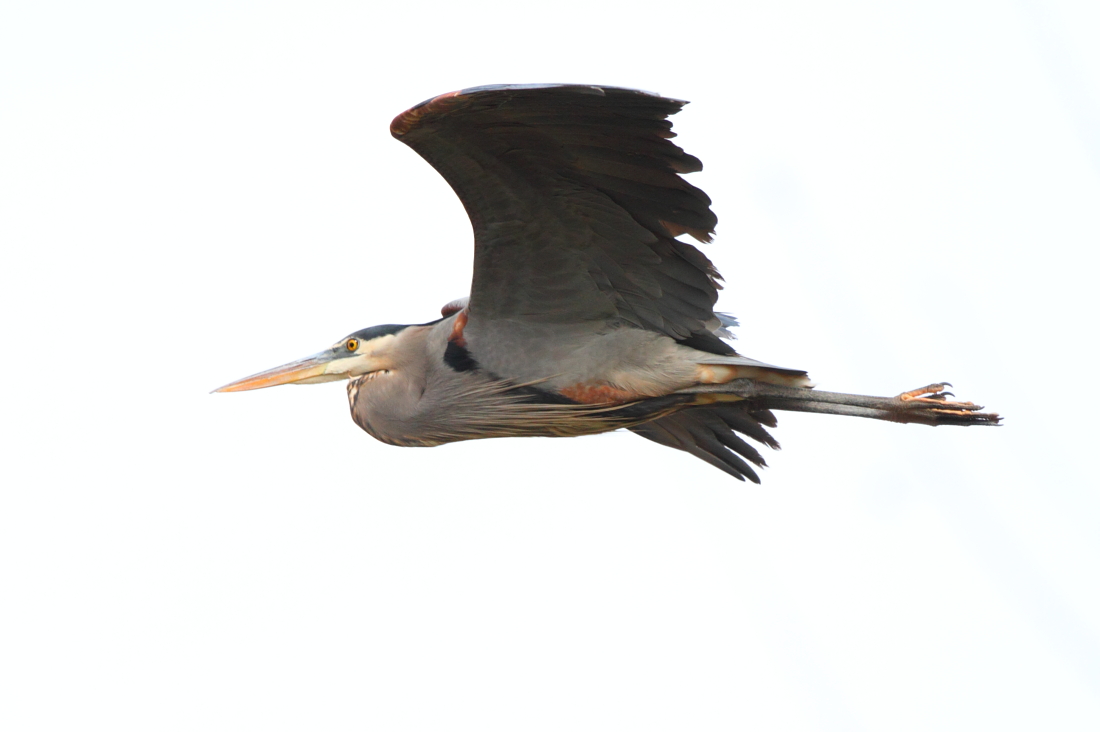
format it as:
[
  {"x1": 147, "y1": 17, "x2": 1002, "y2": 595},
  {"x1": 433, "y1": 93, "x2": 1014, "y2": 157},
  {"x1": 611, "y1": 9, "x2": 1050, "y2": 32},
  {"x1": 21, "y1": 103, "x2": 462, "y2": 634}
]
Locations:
[{"x1": 629, "y1": 402, "x2": 780, "y2": 482}]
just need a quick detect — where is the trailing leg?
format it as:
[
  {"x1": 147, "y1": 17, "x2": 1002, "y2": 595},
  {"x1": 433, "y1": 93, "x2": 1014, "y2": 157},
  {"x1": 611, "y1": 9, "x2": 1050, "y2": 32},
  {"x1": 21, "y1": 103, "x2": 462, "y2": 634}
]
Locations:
[{"x1": 679, "y1": 380, "x2": 1001, "y2": 427}]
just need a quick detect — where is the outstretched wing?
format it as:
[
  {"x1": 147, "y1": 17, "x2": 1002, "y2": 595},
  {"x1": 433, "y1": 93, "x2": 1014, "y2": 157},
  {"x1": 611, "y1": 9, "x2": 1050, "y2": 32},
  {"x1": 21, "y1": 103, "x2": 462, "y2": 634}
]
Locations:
[{"x1": 392, "y1": 84, "x2": 730, "y2": 352}]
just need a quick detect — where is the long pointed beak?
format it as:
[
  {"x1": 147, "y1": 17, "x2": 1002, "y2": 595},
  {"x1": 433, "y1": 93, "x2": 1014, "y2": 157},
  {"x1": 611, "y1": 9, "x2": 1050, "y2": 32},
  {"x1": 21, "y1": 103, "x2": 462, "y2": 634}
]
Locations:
[{"x1": 213, "y1": 351, "x2": 340, "y2": 393}]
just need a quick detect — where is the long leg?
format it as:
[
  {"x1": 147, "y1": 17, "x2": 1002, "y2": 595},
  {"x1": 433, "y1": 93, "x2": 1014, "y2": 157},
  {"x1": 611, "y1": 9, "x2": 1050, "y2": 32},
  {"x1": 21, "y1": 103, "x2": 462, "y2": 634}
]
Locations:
[{"x1": 680, "y1": 380, "x2": 1001, "y2": 426}]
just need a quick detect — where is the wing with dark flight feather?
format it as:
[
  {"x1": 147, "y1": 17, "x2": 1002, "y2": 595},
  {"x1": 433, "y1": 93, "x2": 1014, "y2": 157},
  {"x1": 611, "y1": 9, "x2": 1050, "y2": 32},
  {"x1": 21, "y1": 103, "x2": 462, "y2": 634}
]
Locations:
[{"x1": 391, "y1": 84, "x2": 731, "y2": 353}]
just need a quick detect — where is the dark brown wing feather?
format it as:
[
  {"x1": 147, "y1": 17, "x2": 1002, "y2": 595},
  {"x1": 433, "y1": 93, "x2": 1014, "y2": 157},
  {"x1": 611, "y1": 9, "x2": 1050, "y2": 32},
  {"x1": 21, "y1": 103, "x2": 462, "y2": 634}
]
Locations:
[{"x1": 392, "y1": 84, "x2": 727, "y2": 348}]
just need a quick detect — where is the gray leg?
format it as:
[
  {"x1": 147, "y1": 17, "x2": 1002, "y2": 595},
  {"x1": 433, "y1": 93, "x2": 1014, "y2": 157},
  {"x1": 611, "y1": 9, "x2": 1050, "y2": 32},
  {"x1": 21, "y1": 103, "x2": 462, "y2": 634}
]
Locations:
[{"x1": 680, "y1": 380, "x2": 1001, "y2": 426}]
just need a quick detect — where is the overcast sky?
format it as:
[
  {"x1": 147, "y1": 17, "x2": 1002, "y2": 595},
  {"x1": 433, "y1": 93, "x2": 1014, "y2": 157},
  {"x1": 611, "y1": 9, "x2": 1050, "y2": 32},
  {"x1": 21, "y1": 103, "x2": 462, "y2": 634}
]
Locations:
[{"x1": 3, "y1": 2, "x2": 1099, "y2": 730}]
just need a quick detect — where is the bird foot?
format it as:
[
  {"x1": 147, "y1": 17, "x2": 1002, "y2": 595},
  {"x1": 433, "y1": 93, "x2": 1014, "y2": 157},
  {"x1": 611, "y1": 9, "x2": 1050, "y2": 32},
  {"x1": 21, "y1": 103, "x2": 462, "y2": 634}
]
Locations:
[{"x1": 893, "y1": 383, "x2": 1001, "y2": 425}]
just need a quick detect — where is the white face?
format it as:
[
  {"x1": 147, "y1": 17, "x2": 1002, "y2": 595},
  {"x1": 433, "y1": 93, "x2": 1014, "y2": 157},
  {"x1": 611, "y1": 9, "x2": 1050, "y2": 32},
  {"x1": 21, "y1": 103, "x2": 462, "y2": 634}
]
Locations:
[{"x1": 318, "y1": 333, "x2": 399, "y2": 380}]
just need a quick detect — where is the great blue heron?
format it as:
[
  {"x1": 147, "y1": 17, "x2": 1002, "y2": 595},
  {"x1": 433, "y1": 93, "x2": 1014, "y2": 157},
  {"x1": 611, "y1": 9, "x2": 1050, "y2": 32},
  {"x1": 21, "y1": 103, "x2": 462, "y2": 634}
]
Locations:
[{"x1": 216, "y1": 84, "x2": 999, "y2": 481}]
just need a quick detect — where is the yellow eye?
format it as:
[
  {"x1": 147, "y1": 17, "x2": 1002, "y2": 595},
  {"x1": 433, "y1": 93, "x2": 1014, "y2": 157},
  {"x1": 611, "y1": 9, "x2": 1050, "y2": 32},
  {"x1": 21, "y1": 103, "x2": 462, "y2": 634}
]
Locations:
[{"x1": 346, "y1": 338, "x2": 359, "y2": 352}]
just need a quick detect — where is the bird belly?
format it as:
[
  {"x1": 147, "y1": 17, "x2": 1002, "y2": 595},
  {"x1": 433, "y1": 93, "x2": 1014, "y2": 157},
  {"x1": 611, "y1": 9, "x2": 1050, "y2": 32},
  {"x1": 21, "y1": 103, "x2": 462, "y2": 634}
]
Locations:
[{"x1": 461, "y1": 318, "x2": 810, "y2": 405}]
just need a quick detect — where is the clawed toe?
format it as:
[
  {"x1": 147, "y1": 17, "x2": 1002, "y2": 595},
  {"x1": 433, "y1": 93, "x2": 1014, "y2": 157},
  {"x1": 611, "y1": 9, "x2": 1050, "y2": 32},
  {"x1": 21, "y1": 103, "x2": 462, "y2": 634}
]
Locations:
[
  {"x1": 894, "y1": 382, "x2": 1001, "y2": 425},
  {"x1": 897, "y1": 382, "x2": 951, "y2": 400}
]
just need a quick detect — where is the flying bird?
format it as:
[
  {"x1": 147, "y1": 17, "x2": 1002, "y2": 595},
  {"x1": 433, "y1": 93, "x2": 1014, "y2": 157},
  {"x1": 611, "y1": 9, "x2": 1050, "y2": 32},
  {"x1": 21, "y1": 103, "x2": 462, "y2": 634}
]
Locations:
[{"x1": 216, "y1": 84, "x2": 999, "y2": 481}]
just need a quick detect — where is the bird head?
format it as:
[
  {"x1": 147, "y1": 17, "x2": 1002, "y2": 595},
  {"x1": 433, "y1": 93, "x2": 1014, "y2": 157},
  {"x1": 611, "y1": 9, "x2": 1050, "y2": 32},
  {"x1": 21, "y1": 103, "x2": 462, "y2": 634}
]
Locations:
[{"x1": 213, "y1": 324, "x2": 407, "y2": 392}]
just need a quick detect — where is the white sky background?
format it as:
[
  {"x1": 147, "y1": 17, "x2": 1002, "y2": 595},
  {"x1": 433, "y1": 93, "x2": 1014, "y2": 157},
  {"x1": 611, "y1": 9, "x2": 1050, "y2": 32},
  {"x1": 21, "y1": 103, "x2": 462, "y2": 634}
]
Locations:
[{"x1": 2, "y1": 1, "x2": 1099, "y2": 729}]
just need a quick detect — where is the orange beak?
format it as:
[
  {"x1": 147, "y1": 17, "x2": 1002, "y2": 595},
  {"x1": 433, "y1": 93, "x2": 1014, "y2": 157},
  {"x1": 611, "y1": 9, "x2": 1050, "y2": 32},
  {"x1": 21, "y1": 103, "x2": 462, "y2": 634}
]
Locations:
[{"x1": 213, "y1": 352, "x2": 340, "y2": 393}]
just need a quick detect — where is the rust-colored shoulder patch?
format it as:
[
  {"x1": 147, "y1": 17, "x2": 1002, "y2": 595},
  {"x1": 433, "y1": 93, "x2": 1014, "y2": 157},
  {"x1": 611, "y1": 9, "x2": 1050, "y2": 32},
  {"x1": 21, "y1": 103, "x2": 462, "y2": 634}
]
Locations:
[
  {"x1": 559, "y1": 383, "x2": 640, "y2": 405},
  {"x1": 447, "y1": 309, "x2": 469, "y2": 348},
  {"x1": 440, "y1": 296, "x2": 468, "y2": 317}
]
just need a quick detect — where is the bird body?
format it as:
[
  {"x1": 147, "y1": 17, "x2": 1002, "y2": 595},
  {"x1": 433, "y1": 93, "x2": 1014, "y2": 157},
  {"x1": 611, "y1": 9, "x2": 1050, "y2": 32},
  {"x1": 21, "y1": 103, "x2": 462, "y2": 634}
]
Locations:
[
  {"x1": 217, "y1": 83, "x2": 999, "y2": 481},
  {"x1": 458, "y1": 314, "x2": 809, "y2": 399},
  {"x1": 342, "y1": 311, "x2": 807, "y2": 450}
]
